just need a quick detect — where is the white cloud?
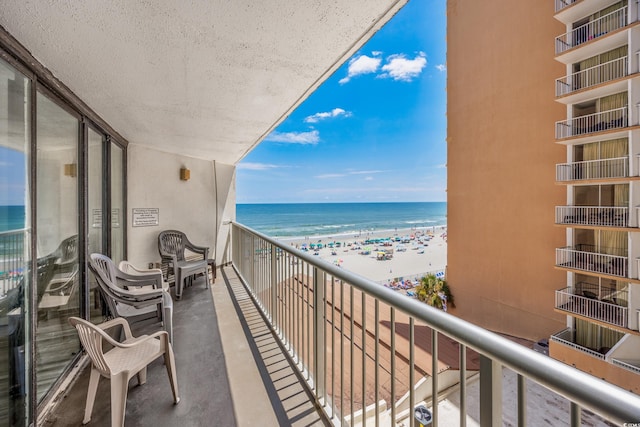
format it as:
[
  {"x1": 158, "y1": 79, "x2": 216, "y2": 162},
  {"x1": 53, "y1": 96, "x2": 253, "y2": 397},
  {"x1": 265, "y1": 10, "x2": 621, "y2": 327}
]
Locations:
[
  {"x1": 237, "y1": 162, "x2": 280, "y2": 171},
  {"x1": 364, "y1": 176, "x2": 374, "y2": 181},
  {"x1": 435, "y1": 64, "x2": 446, "y2": 72},
  {"x1": 380, "y1": 52, "x2": 427, "y2": 82},
  {"x1": 265, "y1": 130, "x2": 320, "y2": 145},
  {"x1": 339, "y1": 55, "x2": 382, "y2": 84},
  {"x1": 304, "y1": 108, "x2": 352, "y2": 123}
]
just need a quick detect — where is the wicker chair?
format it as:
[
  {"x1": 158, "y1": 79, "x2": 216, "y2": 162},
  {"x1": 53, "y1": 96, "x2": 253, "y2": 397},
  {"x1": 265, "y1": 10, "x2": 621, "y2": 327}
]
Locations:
[
  {"x1": 157, "y1": 230, "x2": 210, "y2": 299},
  {"x1": 69, "y1": 316, "x2": 179, "y2": 427}
]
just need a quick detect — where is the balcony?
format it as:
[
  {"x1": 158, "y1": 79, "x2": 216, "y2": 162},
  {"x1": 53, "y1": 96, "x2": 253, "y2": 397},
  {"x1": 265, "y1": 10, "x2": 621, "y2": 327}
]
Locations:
[
  {"x1": 551, "y1": 328, "x2": 609, "y2": 359},
  {"x1": 555, "y1": 283, "x2": 628, "y2": 328},
  {"x1": 555, "y1": 0, "x2": 579, "y2": 13},
  {"x1": 556, "y1": 244, "x2": 627, "y2": 277},
  {"x1": 555, "y1": 205, "x2": 629, "y2": 227},
  {"x1": 555, "y1": 56, "x2": 628, "y2": 97},
  {"x1": 556, "y1": 156, "x2": 628, "y2": 181},
  {"x1": 555, "y1": 6, "x2": 628, "y2": 55},
  {"x1": 555, "y1": 106, "x2": 627, "y2": 139},
  {"x1": 41, "y1": 223, "x2": 640, "y2": 425}
]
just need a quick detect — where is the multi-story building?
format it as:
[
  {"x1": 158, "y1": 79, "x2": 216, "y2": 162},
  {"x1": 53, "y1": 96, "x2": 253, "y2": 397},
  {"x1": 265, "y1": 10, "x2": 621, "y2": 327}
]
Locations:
[
  {"x1": 551, "y1": 0, "x2": 640, "y2": 393},
  {"x1": 448, "y1": 0, "x2": 640, "y2": 395}
]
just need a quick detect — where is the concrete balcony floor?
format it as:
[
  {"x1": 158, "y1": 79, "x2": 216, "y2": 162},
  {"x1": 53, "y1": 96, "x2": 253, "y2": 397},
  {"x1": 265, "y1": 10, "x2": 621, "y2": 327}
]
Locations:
[{"x1": 42, "y1": 266, "x2": 329, "y2": 426}]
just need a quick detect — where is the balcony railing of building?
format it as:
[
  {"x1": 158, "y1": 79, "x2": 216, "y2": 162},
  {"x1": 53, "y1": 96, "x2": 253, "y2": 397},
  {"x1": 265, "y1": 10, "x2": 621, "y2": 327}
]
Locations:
[
  {"x1": 556, "y1": 244, "x2": 627, "y2": 277},
  {"x1": 556, "y1": 156, "x2": 629, "y2": 181},
  {"x1": 555, "y1": 0, "x2": 578, "y2": 13},
  {"x1": 555, "y1": 6, "x2": 628, "y2": 54},
  {"x1": 550, "y1": 328, "x2": 608, "y2": 360},
  {"x1": 230, "y1": 222, "x2": 640, "y2": 425},
  {"x1": 0, "y1": 229, "x2": 26, "y2": 298},
  {"x1": 612, "y1": 358, "x2": 640, "y2": 374},
  {"x1": 555, "y1": 284, "x2": 628, "y2": 328},
  {"x1": 556, "y1": 106, "x2": 627, "y2": 139},
  {"x1": 555, "y1": 205, "x2": 629, "y2": 227},
  {"x1": 555, "y1": 56, "x2": 628, "y2": 96}
]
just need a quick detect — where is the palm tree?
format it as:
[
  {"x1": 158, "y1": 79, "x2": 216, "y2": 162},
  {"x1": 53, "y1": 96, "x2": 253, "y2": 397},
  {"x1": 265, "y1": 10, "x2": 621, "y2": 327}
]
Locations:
[{"x1": 416, "y1": 274, "x2": 454, "y2": 311}]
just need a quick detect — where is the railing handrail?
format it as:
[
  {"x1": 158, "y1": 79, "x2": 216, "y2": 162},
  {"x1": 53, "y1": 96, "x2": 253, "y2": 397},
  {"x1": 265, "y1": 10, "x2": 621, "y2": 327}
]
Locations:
[
  {"x1": 555, "y1": 6, "x2": 628, "y2": 54},
  {"x1": 556, "y1": 156, "x2": 628, "y2": 167},
  {"x1": 0, "y1": 228, "x2": 28, "y2": 237},
  {"x1": 231, "y1": 221, "x2": 640, "y2": 423},
  {"x1": 556, "y1": 106, "x2": 627, "y2": 127},
  {"x1": 550, "y1": 328, "x2": 607, "y2": 360},
  {"x1": 555, "y1": 56, "x2": 628, "y2": 96}
]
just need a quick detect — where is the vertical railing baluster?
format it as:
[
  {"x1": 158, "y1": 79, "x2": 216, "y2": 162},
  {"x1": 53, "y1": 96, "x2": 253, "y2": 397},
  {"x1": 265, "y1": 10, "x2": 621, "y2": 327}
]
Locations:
[
  {"x1": 362, "y1": 290, "x2": 367, "y2": 427},
  {"x1": 480, "y1": 355, "x2": 502, "y2": 427},
  {"x1": 350, "y1": 285, "x2": 355, "y2": 426},
  {"x1": 307, "y1": 262, "x2": 311, "y2": 380},
  {"x1": 409, "y1": 317, "x2": 415, "y2": 427},
  {"x1": 571, "y1": 402, "x2": 581, "y2": 427},
  {"x1": 460, "y1": 344, "x2": 467, "y2": 427},
  {"x1": 314, "y1": 267, "x2": 325, "y2": 403},
  {"x1": 340, "y1": 280, "x2": 345, "y2": 426},
  {"x1": 375, "y1": 299, "x2": 379, "y2": 427},
  {"x1": 432, "y1": 329, "x2": 438, "y2": 427},
  {"x1": 517, "y1": 374, "x2": 526, "y2": 427},
  {"x1": 390, "y1": 307, "x2": 396, "y2": 425},
  {"x1": 331, "y1": 277, "x2": 335, "y2": 418}
]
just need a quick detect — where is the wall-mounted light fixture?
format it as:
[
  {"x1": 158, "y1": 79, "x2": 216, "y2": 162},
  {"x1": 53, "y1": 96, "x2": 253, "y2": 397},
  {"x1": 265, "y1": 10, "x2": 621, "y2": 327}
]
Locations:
[
  {"x1": 63, "y1": 163, "x2": 77, "y2": 177},
  {"x1": 180, "y1": 167, "x2": 190, "y2": 181}
]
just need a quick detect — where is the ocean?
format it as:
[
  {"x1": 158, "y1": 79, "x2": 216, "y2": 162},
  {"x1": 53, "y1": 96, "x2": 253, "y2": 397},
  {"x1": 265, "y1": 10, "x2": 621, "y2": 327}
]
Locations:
[
  {"x1": 236, "y1": 202, "x2": 447, "y2": 239},
  {"x1": 0, "y1": 205, "x2": 25, "y2": 232}
]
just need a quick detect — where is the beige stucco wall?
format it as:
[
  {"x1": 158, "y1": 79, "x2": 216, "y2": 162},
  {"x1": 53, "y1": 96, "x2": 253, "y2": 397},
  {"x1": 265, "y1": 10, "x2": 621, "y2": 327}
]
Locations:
[
  {"x1": 126, "y1": 144, "x2": 236, "y2": 267},
  {"x1": 447, "y1": 1, "x2": 568, "y2": 340},
  {"x1": 549, "y1": 340, "x2": 640, "y2": 393}
]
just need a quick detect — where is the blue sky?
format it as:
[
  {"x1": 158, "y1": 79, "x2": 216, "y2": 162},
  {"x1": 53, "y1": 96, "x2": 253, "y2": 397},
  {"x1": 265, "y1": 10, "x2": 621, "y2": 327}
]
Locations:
[{"x1": 237, "y1": 0, "x2": 447, "y2": 204}]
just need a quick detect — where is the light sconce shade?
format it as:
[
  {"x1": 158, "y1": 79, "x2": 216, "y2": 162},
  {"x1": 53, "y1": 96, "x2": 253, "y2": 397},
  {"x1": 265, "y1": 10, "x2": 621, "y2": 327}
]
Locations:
[
  {"x1": 180, "y1": 167, "x2": 190, "y2": 181},
  {"x1": 64, "y1": 163, "x2": 77, "y2": 177}
]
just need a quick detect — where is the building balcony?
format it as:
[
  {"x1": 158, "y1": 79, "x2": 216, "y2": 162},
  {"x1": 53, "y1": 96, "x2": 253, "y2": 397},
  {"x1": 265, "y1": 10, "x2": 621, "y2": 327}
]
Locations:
[
  {"x1": 555, "y1": 106, "x2": 627, "y2": 139},
  {"x1": 609, "y1": 334, "x2": 640, "y2": 374},
  {"x1": 555, "y1": 56, "x2": 628, "y2": 98},
  {"x1": 41, "y1": 223, "x2": 640, "y2": 425},
  {"x1": 556, "y1": 156, "x2": 629, "y2": 182},
  {"x1": 555, "y1": 283, "x2": 628, "y2": 328},
  {"x1": 556, "y1": 244, "x2": 627, "y2": 277},
  {"x1": 555, "y1": 6, "x2": 628, "y2": 55},
  {"x1": 554, "y1": 0, "x2": 579, "y2": 14},
  {"x1": 550, "y1": 328, "x2": 609, "y2": 359},
  {"x1": 555, "y1": 205, "x2": 629, "y2": 228}
]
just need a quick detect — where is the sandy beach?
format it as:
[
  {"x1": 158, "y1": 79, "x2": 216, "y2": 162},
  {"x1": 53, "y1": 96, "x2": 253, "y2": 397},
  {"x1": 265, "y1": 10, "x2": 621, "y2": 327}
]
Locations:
[{"x1": 279, "y1": 226, "x2": 447, "y2": 284}]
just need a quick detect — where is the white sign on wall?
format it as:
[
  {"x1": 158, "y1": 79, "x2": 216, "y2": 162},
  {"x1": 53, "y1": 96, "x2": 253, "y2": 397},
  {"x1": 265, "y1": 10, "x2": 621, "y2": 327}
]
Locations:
[
  {"x1": 92, "y1": 208, "x2": 121, "y2": 228},
  {"x1": 132, "y1": 208, "x2": 160, "y2": 227}
]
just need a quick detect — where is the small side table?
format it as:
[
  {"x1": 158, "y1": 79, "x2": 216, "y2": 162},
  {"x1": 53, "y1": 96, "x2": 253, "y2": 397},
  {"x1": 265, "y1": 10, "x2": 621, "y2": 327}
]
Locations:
[{"x1": 207, "y1": 258, "x2": 217, "y2": 282}]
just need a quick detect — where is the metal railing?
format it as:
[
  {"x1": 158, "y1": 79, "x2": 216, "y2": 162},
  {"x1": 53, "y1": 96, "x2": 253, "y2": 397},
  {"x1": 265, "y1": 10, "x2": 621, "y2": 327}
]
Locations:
[
  {"x1": 555, "y1": 7, "x2": 628, "y2": 54},
  {"x1": 556, "y1": 156, "x2": 628, "y2": 181},
  {"x1": 556, "y1": 245, "x2": 628, "y2": 277},
  {"x1": 612, "y1": 358, "x2": 640, "y2": 374},
  {"x1": 556, "y1": 106, "x2": 627, "y2": 139},
  {"x1": 555, "y1": 286, "x2": 628, "y2": 328},
  {"x1": 555, "y1": 205, "x2": 629, "y2": 227},
  {"x1": 550, "y1": 329, "x2": 607, "y2": 360},
  {"x1": 555, "y1": 0, "x2": 578, "y2": 13},
  {"x1": 555, "y1": 56, "x2": 628, "y2": 96},
  {"x1": 0, "y1": 228, "x2": 27, "y2": 298},
  {"x1": 230, "y1": 222, "x2": 640, "y2": 426}
]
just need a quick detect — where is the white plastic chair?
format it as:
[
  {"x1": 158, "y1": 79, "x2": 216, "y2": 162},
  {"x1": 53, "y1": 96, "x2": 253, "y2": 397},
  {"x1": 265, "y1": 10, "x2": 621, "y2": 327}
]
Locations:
[
  {"x1": 89, "y1": 254, "x2": 174, "y2": 343},
  {"x1": 69, "y1": 316, "x2": 179, "y2": 427}
]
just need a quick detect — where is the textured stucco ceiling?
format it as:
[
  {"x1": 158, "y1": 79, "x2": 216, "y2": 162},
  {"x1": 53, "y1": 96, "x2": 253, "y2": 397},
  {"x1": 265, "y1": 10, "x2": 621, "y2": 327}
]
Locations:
[{"x1": 0, "y1": 1, "x2": 408, "y2": 164}]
